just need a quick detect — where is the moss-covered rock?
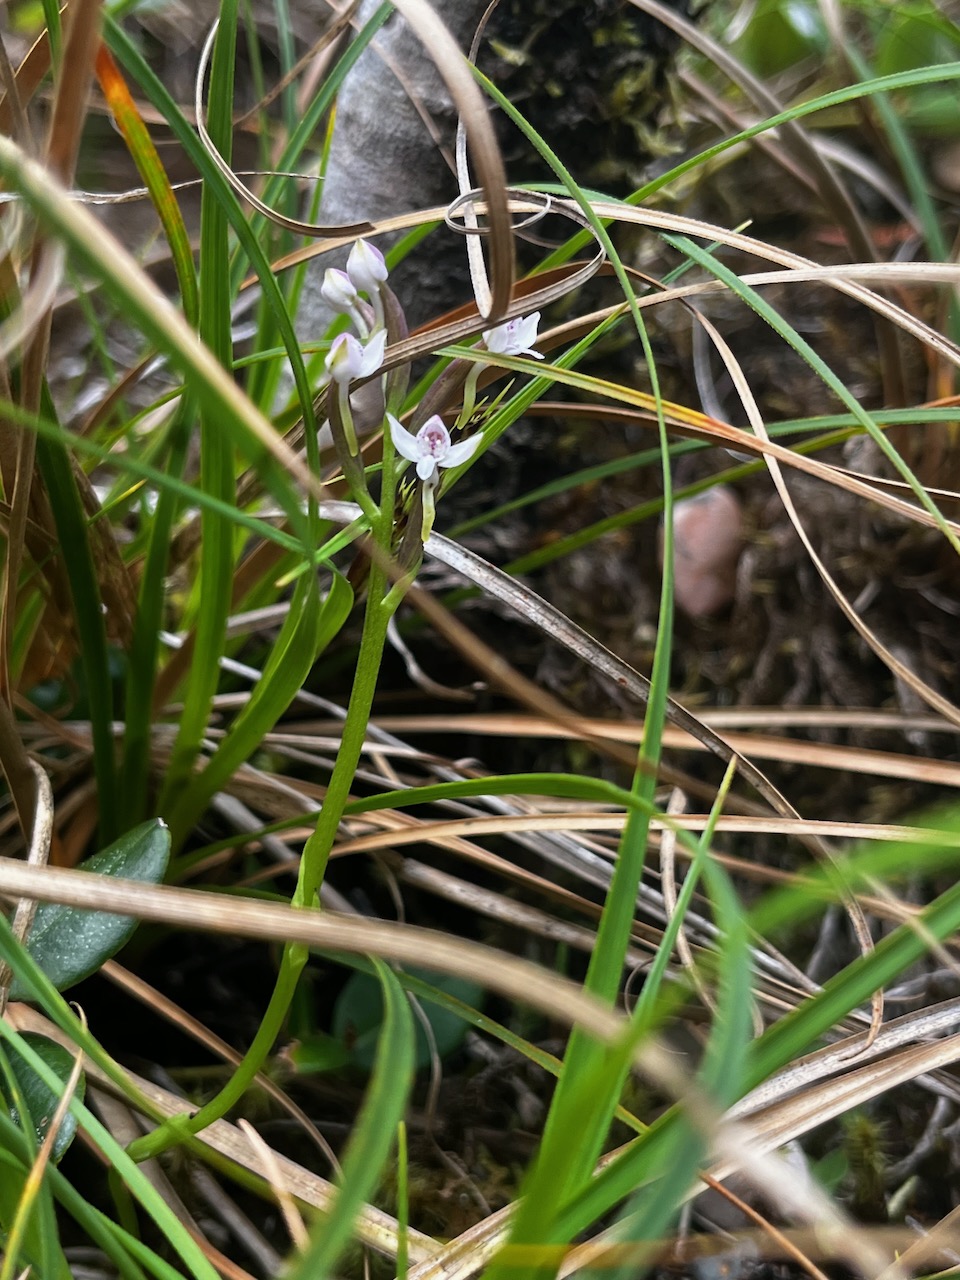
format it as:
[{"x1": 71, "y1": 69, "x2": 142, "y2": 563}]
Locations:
[{"x1": 482, "y1": 0, "x2": 695, "y2": 191}]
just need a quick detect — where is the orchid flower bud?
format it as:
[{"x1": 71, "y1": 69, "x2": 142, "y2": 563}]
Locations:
[
  {"x1": 321, "y1": 268, "x2": 359, "y2": 313},
  {"x1": 346, "y1": 239, "x2": 388, "y2": 295}
]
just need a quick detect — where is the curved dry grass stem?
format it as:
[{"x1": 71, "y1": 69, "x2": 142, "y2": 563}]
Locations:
[
  {"x1": 391, "y1": 0, "x2": 513, "y2": 320},
  {"x1": 660, "y1": 787, "x2": 719, "y2": 1020},
  {"x1": 0, "y1": 860, "x2": 913, "y2": 1280},
  {"x1": 238, "y1": 1119, "x2": 309, "y2": 1253},
  {"x1": 0, "y1": 760, "x2": 52, "y2": 1012},
  {"x1": 690, "y1": 308, "x2": 887, "y2": 1037},
  {"x1": 0, "y1": 857, "x2": 643, "y2": 1052},
  {"x1": 194, "y1": 19, "x2": 374, "y2": 239},
  {"x1": 7, "y1": 1002, "x2": 438, "y2": 1265}
]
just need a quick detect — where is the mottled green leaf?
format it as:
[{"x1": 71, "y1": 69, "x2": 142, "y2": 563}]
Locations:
[
  {"x1": 9, "y1": 819, "x2": 170, "y2": 998},
  {"x1": 7, "y1": 1033, "x2": 84, "y2": 1162}
]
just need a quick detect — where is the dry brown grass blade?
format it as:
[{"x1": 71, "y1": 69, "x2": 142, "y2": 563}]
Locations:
[
  {"x1": 422, "y1": 527, "x2": 837, "y2": 846},
  {"x1": 258, "y1": 196, "x2": 600, "y2": 356},
  {"x1": 408, "y1": 1118, "x2": 905, "y2": 1280},
  {"x1": 737, "y1": 1031, "x2": 960, "y2": 1152},
  {"x1": 0, "y1": 30, "x2": 34, "y2": 155},
  {"x1": 0, "y1": 132, "x2": 327, "y2": 498},
  {"x1": 693, "y1": 309, "x2": 900, "y2": 1034},
  {"x1": 698, "y1": 304, "x2": 960, "y2": 732},
  {"x1": 0, "y1": 853, "x2": 813, "y2": 1169},
  {"x1": 46, "y1": 0, "x2": 102, "y2": 187},
  {"x1": 894, "y1": 1202, "x2": 960, "y2": 1276},
  {"x1": 0, "y1": 0, "x2": 103, "y2": 714},
  {"x1": 389, "y1": 0, "x2": 512, "y2": 321},
  {"x1": 12, "y1": 1009, "x2": 86, "y2": 1233},
  {"x1": 732, "y1": 999, "x2": 960, "y2": 1120},
  {"x1": 102, "y1": 960, "x2": 341, "y2": 1173},
  {"x1": 0, "y1": 26, "x2": 52, "y2": 135},
  {"x1": 234, "y1": 0, "x2": 362, "y2": 127},
  {"x1": 660, "y1": 787, "x2": 719, "y2": 1021},
  {"x1": 374, "y1": 712, "x2": 960, "y2": 789},
  {"x1": 529, "y1": 391, "x2": 960, "y2": 540},
  {"x1": 0, "y1": 639, "x2": 49, "y2": 841},
  {"x1": 194, "y1": 20, "x2": 373, "y2": 239},
  {"x1": 275, "y1": 196, "x2": 960, "y2": 388},
  {"x1": 0, "y1": 856, "x2": 648, "y2": 1049},
  {"x1": 0, "y1": 863, "x2": 837, "y2": 1270},
  {"x1": 238, "y1": 1118, "x2": 309, "y2": 1253},
  {"x1": 693, "y1": 1172, "x2": 833, "y2": 1280},
  {"x1": 389, "y1": 855, "x2": 649, "y2": 968},
  {"x1": 88, "y1": 1084, "x2": 256, "y2": 1276},
  {"x1": 0, "y1": 760, "x2": 52, "y2": 1010}
]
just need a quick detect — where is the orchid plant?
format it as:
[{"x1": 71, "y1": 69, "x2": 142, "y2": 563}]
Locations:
[
  {"x1": 320, "y1": 237, "x2": 545, "y2": 545},
  {"x1": 294, "y1": 240, "x2": 551, "y2": 961}
]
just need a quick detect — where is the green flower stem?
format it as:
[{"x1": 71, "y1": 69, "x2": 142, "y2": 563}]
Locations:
[
  {"x1": 125, "y1": 945, "x2": 305, "y2": 1162},
  {"x1": 296, "y1": 560, "x2": 396, "y2": 905},
  {"x1": 127, "y1": 506, "x2": 402, "y2": 1165}
]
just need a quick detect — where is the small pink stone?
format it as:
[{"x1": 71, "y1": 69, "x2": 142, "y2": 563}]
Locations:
[{"x1": 659, "y1": 486, "x2": 744, "y2": 618}]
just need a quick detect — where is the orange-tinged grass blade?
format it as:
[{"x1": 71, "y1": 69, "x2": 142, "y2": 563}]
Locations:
[{"x1": 95, "y1": 45, "x2": 199, "y2": 326}]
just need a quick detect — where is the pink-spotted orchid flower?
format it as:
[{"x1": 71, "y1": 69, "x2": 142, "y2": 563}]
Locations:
[
  {"x1": 387, "y1": 413, "x2": 482, "y2": 484},
  {"x1": 387, "y1": 413, "x2": 482, "y2": 539}
]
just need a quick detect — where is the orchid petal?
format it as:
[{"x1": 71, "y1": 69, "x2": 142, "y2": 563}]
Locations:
[
  {"x1": 325, "y1": 332, "x2": 361, "y2": 384},
  {"x1": 441, "y1": 433, "x2": 482, "y2": 468},
  {"x1": 416, "y1": 456, "x2": 438, "y2": 482},
  {"x1": 386, "y1": 413, "x2": 422, "y2": 463},
  {"x1": 358, "y1": 328, "x2": 387, "y2": 377},
  {"x1": 482, "y1": 311, "x2": 542, "y2": 358}
]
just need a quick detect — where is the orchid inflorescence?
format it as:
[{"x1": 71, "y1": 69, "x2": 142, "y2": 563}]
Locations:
[{"x1": 321, "y1": 238, "x2": 543, "y2": 544}]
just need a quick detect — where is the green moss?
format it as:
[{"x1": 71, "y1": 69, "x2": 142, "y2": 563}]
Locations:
[{"x1": 483, "y1": 0, "x2": 696, "y2": 190}]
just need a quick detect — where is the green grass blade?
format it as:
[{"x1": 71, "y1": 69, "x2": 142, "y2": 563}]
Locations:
[
  {"x1": 102, "y1": 16, "x2": 322, "y2": 526},
  {"x1": 118, "y1": 395, "x2": 194, "y2": 830},
  {"x1": 0, "y1": 1015, "x2": 220, "y2": 1280},
  {"x1": 34, "y1": 387, "x2": 118, "y2": 845},
  {"x1": 167, "y1": 569, "x2": 353, "y2": 844},
  {"x1": 94, "y1": 46, "x2": 199, "y2": 326},
  {"x1": 468, "y1": 71, "x2": 675, "y2": 1279},
  {"x1": 161, "y1": 0, "x2": 240, "y2": 810}
]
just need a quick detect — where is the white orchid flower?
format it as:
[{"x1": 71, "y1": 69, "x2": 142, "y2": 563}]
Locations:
[
  {"x1": 387, "y1": 413, "x2": 482, "y2": 485},
  {"x1": 325, "y1": 329, "x2": 387, "y2": 385},
  {"x1": 482, "y1": 311, "x2": 544, "y2": 359}
]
